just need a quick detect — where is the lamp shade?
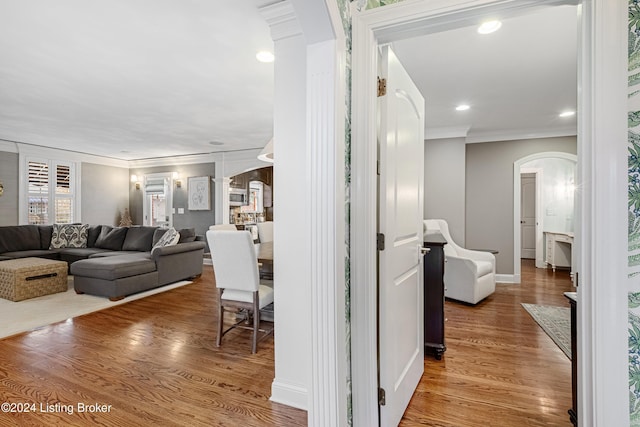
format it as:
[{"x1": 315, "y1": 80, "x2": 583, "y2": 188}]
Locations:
[{"x1": 257, "y1": 138, "x2": 274, "y2": 163}]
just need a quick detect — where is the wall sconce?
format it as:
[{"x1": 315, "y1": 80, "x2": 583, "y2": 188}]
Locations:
[
  {"x1": 173, "y1": 172, "x2": 182, "y2": 188},
  {"x1": 131, "y1": 174, "x2": 141, "y2": 190}
]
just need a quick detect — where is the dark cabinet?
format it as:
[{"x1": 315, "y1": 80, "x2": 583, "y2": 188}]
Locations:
[
  {"x1": 423, "y1": 233, "x2": 447, "y2": 360},
  {"x1": 565, "y1": 292, "x2": 577, "y2": 426}
]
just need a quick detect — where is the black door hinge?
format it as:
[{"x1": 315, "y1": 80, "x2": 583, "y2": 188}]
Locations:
[
  {"x1": 379, "y1": 387, "x2": 386, "y2": 406},
  {"x1": 377, "y1": 233, "x2": 385, "y2": 251},
  {"x1": 377, "y1": 77, "x2": 387, "y2": 97}
]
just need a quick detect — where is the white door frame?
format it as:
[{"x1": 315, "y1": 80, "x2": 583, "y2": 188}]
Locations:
[
  {"x1": 141, "y1": 172, "x2": 173, "y2": 228},
  {"x1": 519, "y1": 168, "x2": 543, "y2": 267},
  {"x1": 513, "y1": 152, "x2": 577, "y2": 281},
  {"x1": 351, "y1": 1, "x2": 628, "y2": 426}
]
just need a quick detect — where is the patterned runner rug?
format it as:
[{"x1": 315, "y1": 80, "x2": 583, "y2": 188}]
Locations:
[{"x1": 521, "y1": 303, "x2": 571, "y2": 360}]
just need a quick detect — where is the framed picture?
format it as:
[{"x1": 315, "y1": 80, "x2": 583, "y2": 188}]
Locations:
[{"x1": 188, "y1": 176, "x2": 211, "y2": 210}]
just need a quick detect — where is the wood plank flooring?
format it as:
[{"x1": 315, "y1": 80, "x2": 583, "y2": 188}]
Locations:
[
  {"x1": 0, "y1": 266, "x2": 306, "y2": 427},
  {"x1": 401, "y1": 260, "x2": 574, "y2": 426},
  {"x1": 0, "y1": 260, "x2": 572, "y2": 426}
]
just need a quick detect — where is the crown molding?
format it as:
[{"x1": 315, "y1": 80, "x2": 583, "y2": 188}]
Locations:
[
  {"x1": 464, "y1": 126, "x2": 577, "y2": 144},
  {"x1": 13, "y1": 143, "x2": 128, "y2": 168},
  {"x1": 259, "y1": 0, "x2": 303, "y2": 41},
  {"x1": 0, "y1": 140, "x2": 18, "y2": 153}
]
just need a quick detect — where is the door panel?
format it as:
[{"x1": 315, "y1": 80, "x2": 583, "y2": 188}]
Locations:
[
  {"x1": 378, "y1": 46, "x2": 425, "y2": 427},
  {"x1": 521, "y1": 174, "x2": 536, "y2": 259}
]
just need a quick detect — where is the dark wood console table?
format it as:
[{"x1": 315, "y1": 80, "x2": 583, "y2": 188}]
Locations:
[
  {"x1": 564, "y1": 291, "x2": 577, "y2": 426},
  {"x1": 423, "y1": 233, "x2": 447, "y2": 360}
]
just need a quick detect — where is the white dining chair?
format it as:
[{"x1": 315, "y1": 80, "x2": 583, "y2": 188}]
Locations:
[
  {"x1": 205, "y1": 229, "x2": 274, "y2": 353},
  {"x1": 256, "y1": 221, "x2": 273, "y2": 243},
  {"x1": 209, "y1": 224, "x2": 238, "y2": 231}
]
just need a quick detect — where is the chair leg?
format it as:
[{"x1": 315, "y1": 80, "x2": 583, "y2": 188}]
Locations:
[
  {"x1": 217, "y1": 289, "x2": 224, "y2": 347},
  {"x1": 252, "y1": 291, "x2": 259, "y2": 354}
]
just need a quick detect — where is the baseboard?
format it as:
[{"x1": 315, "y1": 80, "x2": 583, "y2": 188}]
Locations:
[
  {"x1": 496, "y1": 274, "x2": 519, "y2": 284},
  {"x1": 270, "y1": 380, "x2": 308, "y2": 411}
]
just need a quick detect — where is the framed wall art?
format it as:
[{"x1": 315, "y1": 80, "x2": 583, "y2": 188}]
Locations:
[{"x1": 188, "y1": 176, "x2": 210, "y2": 210}]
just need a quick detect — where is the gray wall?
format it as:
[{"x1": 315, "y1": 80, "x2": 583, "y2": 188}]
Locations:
[
  {"x1": 424, "y1": 137, "x2": 466, "y2": 245},
  {"x1": 129, "y1": 163, "x2": 215, "y2": 237},
  {"x1": 0, "y1": 151, "x2": 19, "y2": 225},
  {"x1": 465, "y1": 136, "x2": 577, "y2": 275},
  {"x1": 81, "y1": 162, "x2": 129, "y2": 226}
]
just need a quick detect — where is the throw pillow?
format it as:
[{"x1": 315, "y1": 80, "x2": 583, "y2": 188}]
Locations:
[
  {"x1": 151, "y1": 227, "x2": 180, "y2": 256},
  {"x1": 177, "y1": 227, "x2": 196, "y2": 243},
  {"x1": 49, "y1": 224, "x2": 89, "y2": 249},
  {"x1": 94, "y1": 226, "x2": 128, "y2": 250}
]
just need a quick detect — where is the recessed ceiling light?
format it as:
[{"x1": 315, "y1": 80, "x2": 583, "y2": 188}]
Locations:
[
  {"x1": 455, "y1": 104, "x2": 470, "y2": 111},
  {"x1": 256, "y1": 51, "x2": 275, "y2": 63},
  {"x1": 477, "y1": 20, "x2": 502, "y2": 34},
  {"x1": 559, "y1": 111, "x2": 576, "y2": 118}
]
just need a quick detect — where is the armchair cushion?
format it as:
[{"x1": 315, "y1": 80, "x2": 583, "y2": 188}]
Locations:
[{"x1": 425, "y1": 219, "x2": 496, "y2": 304}]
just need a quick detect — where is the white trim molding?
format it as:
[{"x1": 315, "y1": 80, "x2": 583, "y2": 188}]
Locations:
[
  {"x1": 577, "y1": 0, "x2": 628, "y2": 425},
  {"x1": 307, "y1": 38, "x2": 348, "y2": 427},
  {"x1": 270, "y1": 381, "x2": 308, "y2": 410},
  {"x1": 495, "y1": 274, "x2": 517, "y2": 284}
]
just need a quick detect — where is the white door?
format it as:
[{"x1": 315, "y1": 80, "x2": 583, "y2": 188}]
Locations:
[
  {"x1": 378, "y1": 46, "x2": 425, "y2": 427},
  {"x1": 521, "y1": 173, "x2": 536, "y2": 259}
]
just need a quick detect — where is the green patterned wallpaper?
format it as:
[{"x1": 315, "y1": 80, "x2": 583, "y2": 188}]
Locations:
[{"x1": 631, "y1": 0, "x2": 640, "y2": 424}]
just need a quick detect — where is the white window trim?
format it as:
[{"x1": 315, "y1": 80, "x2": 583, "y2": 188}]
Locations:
[{"x1": 19, "y1": 154, "x2": 81, "y2": 225}]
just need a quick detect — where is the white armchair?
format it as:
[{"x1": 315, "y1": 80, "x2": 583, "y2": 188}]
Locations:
[{"x1": 424, "y1": 219, "x2": 496, "y2": 304}]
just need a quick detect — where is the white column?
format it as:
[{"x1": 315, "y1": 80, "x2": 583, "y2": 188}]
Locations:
[
  {"x1": 261, "y1": 1, "x2": 311, "y2": 411},
  {"x1": 307, "y1": 38, "x2": 347, "y2": 427}
]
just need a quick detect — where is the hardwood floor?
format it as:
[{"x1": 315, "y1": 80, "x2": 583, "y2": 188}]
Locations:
[
  {"x1": 401, "y1": 259, "x2": 574, "y2": 426},
  {"x1": 0, "y1": 260, "x2": 572, "y2": 426},
  {"x1": 0, "y1": 266, "x2": 306, "y2": 427}
]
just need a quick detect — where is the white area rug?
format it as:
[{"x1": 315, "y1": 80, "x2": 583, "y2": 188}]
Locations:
[{"x1": 0, "y1": 277, "x2": 192, "y2": 340}]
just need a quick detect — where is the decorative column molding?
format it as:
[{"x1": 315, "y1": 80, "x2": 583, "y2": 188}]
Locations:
[
  {"x1": 260, "y1": 0, "x2": 311, "y2": 412},
  {"x1": 307, "y1": 38, "x2": 347, "y2": 427},
  {"x1": 260, "y1": 1, "x2": 303, "y2": 41},
  {"x1": 212, "y1": 176, "x2": 232, "y2": 225}
]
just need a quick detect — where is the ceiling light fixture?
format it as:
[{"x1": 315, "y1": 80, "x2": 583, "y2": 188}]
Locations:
[
  {"x1": 256, "y1": 51, "x2": 275, "y2": 63},
  {"x1": 258, "y1": 138, "x2": 274, "y2": 163},
  {"x1": 559, "y1": 111, "x2": 576, "y2": 118},
  {"x1": 477, "y1": 20, "x2": 502, "y2": 34},
  {"x1": 455, "y1": 104, "x2": 470, "y2": 111}
]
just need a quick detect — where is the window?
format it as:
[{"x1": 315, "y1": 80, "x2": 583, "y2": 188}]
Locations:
[{"x1": 26, "y1": 158, "x2": 76, "y2": 225}]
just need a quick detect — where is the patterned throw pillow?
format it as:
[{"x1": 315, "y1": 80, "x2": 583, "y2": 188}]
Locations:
[
  {"x1": 151, "y1": 227, "x2": 180, "y2": 255},
  {"x1": 49, "y1": 224, "x2": 89, "y2": 249}
]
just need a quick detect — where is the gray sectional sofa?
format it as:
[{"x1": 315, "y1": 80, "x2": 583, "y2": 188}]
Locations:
[{"x1": 0, "y1": 224, "x2": 205, "y2": 300}]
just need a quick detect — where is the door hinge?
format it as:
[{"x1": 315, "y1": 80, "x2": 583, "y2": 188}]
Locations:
[
  {"x1": 377, "y1": 77, "x2": 387, "y2": 97},
  {"x1": 573, "y1": 271, "x2": 578, "y2": 286},
  {"x1": 377, "y1": 160, "x2": 381, "y2": 176},
  {"x1": 378, "y1": 387, "x2": 386, "y2": 406},
  {"x1": 377, "y1": 233, "x2": 385, "y2": 251}
]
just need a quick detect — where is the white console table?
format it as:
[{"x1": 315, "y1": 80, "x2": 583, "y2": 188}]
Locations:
[{"x1": 544, "y1": 231, "x2": 574, "y2": 273}]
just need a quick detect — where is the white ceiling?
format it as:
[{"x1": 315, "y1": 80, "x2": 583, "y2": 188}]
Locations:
[
  {"x1": 0, "y1": 2, "x2": 577, "y2": 161},
  {"x1": 0, "y1": 0, "x2": 274, "y2": 161},
  {"x1": 393, "y1": 4, "x2": 578, "y2": 143}
]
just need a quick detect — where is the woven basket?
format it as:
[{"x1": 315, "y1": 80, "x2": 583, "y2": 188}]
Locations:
[{"x1": 0, "y1": 258, "x2": 68, "y2": 302}]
